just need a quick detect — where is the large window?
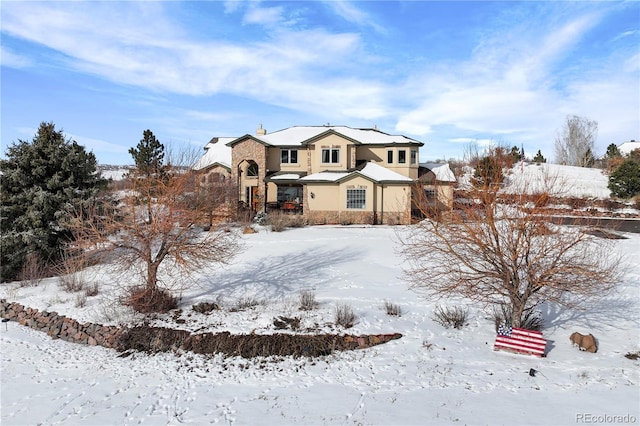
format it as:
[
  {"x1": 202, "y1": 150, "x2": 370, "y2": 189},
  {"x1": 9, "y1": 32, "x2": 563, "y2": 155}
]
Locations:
[
  {"x1": 281, "y1": 149, "x2": 298, "y2": 164},
  {"x1": 398, "y1": 150, "x2": 407, "y2": 164},
  {"x1": 411, "y1": 150, "x2": 418, "y2": 164},
  {"x1": 387, "y1": 150, "x2": 394, "y2": 164},
  {"x1": 321, "y1": 147, "x2": 340, "y2": 164},
  {"x1": 346, "y1": 189, "x2": 366, "y2": 209}
]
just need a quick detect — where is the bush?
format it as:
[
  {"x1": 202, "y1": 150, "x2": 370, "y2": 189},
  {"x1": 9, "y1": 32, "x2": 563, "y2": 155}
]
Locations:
[
  {"x1": 229, "y1": 297, "x2": 263, "y2": 312},
  {"x1": 335, "y1": 303, "x2": 357, "y2": 328},
  {"x1": 299, "y1": 290, "x2": 319, "y2": 311},
  {"x1": 125, "y1": 287, "x2": 177, "y2": 313},
  {"x1": 383, "y1": 300, "x2": 402, "y2": 317},
  {"x1": 433, "y1": 305, "x2": 468, "y2": 329},
  {"x1": 74, "y1": 293, "x2": 87, "y2": 308},
  {"x1": 192, "y1": 301, "x2": 221, "y2": 314},
  {"x1": 608, "y1": 159, "x2": 640, "y2": 199},
  {"x1": 267, "y1": 211, "x2": 307, "y2": 232},
  {"x1": 84, "y1": 283, "x2": 100, "y2": 297},
  {"x1": 17, "y1": 253, "x2": 47, "y2": 287}
]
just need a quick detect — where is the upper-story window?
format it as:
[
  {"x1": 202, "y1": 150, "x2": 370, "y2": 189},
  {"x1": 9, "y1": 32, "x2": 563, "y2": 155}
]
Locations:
[
  {"x1": 321, "y1": 147, "x2": 340, "y2": 164},
  {"x1": 398, "y1": 150, "x2": 407, "y2": 164},
  {"x1": 387, "y1": 150, "x2": 393, "y2": 164},
  {"x1": 246, "y1": 162, "x2": 259, "y2": 177},
  {"x1": 411, "y1": 150, "x2": 418, "y2": 164},
  {"x1": 281, "y1": 149, "x2": 298, "y2": 164}
]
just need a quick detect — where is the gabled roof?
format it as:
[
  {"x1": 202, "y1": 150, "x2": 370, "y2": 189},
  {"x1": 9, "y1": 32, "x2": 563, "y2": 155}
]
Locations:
[
  {"x1": 419, "y1": 162, "x2": 456, "y2": 182},
  {"x1": 193, "y1": 137, "x2": 234, "y2": 170},
  {"x1": 300, "y1": 162, "x2": 413, "y2": 184},
  {"x1": 227, "y1": 126, "x2": 423, "y2": 148}
]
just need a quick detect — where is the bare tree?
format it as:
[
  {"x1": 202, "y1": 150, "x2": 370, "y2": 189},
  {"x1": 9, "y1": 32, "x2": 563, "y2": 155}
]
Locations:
[
  {"x1": 69, "y1": 152, "x2": 241, "y2": 312},
  {"x1": 555, "y1": 115, "x2": 598, "y2": 167},
  {"x1": 400, "y1": 150, "x2": 622, "y2": 327}
]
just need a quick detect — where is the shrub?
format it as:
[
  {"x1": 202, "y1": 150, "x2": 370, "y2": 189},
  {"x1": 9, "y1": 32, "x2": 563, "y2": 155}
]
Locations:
[
  {"x1": 17, "y1": 253, "x2": 47, "y2": 287},
  {"x1": 299, "y1": 290, "x2": 319, "y2": 311},
  {"x1": 85, "y1": 283, "x2": 100, "y2": 297},
  {"x1": 383, "y1": 300, "x2": 402, "y2": 317},
  {"x1": 55, "y1": 250, "x2": 86, "y2": 293},
  {"x1": 74, "y1": 293, "x2": 87, "y2": 308},
  {"x1": 267, "y1": 211, "x2": 307, "y2": 232},
  {"x1": 125, "y1": 287, "x2": 177, "y2": 314},
  {"x1": 273, "y1": 316, "x2": 301, "y2": 330},
  {"x1": 229, "y1": 297, "x2": 263, "y2": 312},
  {"x1": 433, "y1": 305, "x2": 468, "y2": 329},
  {"x1": 608, "y1": 159, "x2": 640, "y2": 199},
  {"x1": 334, "y1": 303, "x2": 357, "y2": 328}
]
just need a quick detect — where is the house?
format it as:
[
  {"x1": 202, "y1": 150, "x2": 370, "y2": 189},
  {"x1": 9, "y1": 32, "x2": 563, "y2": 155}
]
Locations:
[
  {"x1": 618, "y1": 140, "x2": 640, "y2": 156},
  {"x1": 417, "y1": 162, "x2": 457, "y2": 212},
  {"x1": 196, "y1": 125, "x2": 456, "y2": 225}
]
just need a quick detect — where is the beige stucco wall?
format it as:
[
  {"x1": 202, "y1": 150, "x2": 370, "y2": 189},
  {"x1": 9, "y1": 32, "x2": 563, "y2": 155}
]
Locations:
[
  {"x1": 308, "y1": 134, "x2": 355, "y2": 172},
  {"x1": 356, "y1": 145, "x2": 419, "y2": 179},
  {"x1": 231, "y1": 138, "x2": 267, "y2": 207}
]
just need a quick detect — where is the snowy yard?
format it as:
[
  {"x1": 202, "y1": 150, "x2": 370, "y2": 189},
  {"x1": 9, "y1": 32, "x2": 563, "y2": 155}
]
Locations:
[{"x1": 1, "y1": 225, "x2": 639, "y2": 425}]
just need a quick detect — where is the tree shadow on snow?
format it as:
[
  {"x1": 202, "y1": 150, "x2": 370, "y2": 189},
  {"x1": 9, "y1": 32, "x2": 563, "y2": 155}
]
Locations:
[{"x1": 183, "y1": 246, "x2": 364, "y2": 303}]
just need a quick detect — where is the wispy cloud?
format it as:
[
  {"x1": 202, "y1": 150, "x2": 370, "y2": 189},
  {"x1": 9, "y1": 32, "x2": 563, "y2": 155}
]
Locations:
[{"x1": 322, "y1": 0, "x2": 386, "y2": 34}]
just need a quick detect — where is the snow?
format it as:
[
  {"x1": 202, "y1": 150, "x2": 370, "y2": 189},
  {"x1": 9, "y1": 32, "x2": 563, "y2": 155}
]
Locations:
[
  {"x1": 358, "y1": 163, "x2": 413, "y2": 182},
  {"x1": 253, "y1": 126, "x2": 422, "y2": 147},
  {"x1": 2, "y1": 224, "x2": 639, "y2": 425},
  {"x1": 504, "y1": 163, "x2": 612, "y2": 199},
  {"x1": 193, "y1": 138, "x2": 234, "y2": 171},
  {"x1": 420, "y1": 162, "x2": 456, "y2": 182},
  {"x1": 619, "y1": 141, "x2": 640, "y2": 155}
]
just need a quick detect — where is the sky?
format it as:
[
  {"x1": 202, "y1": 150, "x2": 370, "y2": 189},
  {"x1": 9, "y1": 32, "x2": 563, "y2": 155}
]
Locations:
[{"x1": 1, "y1": 0, "x2": 639, "y2": 165}]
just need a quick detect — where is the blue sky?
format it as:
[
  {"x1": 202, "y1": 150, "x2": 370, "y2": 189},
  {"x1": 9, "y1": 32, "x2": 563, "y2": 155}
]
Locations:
[{"x1": 1, "y1": 1, "x2": 638, "y2": 165}]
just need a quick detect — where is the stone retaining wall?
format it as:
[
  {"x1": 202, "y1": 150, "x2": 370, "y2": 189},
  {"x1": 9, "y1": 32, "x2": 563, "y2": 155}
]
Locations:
[
  {"x1": 0, "y1": 299, "x2": 123, "y2": 348},
  {"x1": 1, "y1": 299, "x2": 402, "y2": 357}
]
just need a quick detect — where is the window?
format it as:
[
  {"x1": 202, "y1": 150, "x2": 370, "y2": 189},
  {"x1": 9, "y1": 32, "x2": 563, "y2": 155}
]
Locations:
[
  {"x1": 321, "y1": 147, "x2": 340, "y2": 164},
  {"x1": 398, "y1": 150, "x2": 407, "y2": 164},
  {"x1": 281, "y1": 149, "x2": 298, "y2": 164},
  {"x1": 425, "y1": 188, "x2": 436, "y2": 199},
  {"x1": 246, "y1": 162, "x2": 258, "y2": 177},
  {"x1": 387, "y1": 150, "x2": 394, "y2": 164},
  {"x1": 347, "y1": 189, "x2": 366, "y2": 209},
  {"x1": 411, "y1": 150, "x2": 417, "y2": 164}
]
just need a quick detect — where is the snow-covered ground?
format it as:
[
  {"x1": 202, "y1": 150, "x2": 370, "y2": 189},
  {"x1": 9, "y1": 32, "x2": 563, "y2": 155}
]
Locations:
[{"x1": 1, "y1": 225, "x2": 639, "y2": 425}]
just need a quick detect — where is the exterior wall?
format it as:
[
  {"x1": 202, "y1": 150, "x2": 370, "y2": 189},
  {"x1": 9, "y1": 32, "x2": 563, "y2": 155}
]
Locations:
[
  {"x1": 356, "y1": 145, "x2": 419, "y2": 179},
  {"x1": 304, "y1": 177, "x2": 412, "y2": 225},
  {"x1": 232, "y1": 139, "x2": 268, "y2": 209},
  {"x1": 199, "y1": 164, "x2": 231, "y2": 185},
  {"x1": 308, "y1": 134, "x2": 355, "y2": 172},
  {"x1": 266, "y1": 146, "x2": 310, "y2": 174}
]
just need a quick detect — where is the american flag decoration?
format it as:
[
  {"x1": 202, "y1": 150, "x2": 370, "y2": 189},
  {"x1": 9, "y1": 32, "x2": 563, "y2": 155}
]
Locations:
[{"x1": 494, "y1": 324, "x2": 547, "y2": 357}]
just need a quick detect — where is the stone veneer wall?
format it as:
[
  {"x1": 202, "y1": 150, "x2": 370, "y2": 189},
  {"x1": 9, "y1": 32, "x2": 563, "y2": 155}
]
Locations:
[
  {"x1": 0, "y1": 299, "x2": 123, "y2": 349},
  {"x1": 307, "y1": 210, "x2": 410, "y2": 225}
]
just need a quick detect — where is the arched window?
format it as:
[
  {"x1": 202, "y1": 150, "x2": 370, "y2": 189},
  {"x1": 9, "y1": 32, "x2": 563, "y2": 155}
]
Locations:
[{"x1": 246, "y1": 161, "x2": 259, "y2": 177}]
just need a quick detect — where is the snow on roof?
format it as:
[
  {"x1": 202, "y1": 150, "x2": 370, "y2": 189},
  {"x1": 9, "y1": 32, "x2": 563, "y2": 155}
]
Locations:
[
  {"x1": 300, "y1": 162, "x2": 412, "y2": 183},
  {"x1": 253, "y1": 126, "x2": 422, "y2": 147},
  {"x1": 420, "y1": 162, "x2": 456, "y2": 182},
  {"x1": 299, "y1": 171, "x2": 350, "y2": 182},
  {"x1": 270, "y1": 173, "x2": 304, "y2": 180},
  {"x1": 357, "y1": 162, "x2": 413, "y2": 182},
  {"x1": 618, "y1": 140, "x2": 640, "y2": 155},
  {"x1": 193, "y1": 137, "x2": 234, "y2": 170}
]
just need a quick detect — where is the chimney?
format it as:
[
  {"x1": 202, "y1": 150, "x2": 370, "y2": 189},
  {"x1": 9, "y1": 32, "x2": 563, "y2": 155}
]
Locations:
[{"x1": 256, "y1": 124, "x2": 267, "y2": 136}]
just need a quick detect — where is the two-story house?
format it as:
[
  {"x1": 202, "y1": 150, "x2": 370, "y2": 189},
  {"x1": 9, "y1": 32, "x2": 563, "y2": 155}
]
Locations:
[{"x1": 196, "y1": 125, "x2": 455, "y2": 225}]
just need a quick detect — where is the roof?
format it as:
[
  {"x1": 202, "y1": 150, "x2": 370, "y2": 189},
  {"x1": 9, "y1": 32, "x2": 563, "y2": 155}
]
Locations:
[
  {"x1": 193, "y1": 137, "x2": 234, "y2": 170},
  {"x1": 419, "y1": 162, "x2": 456, "y2": 182},
  {"x1": 618, "y1": 140, "x2": 640, "y2": 155},
  {"x1": 300, "y1": 162, "x2": 412, "y2": 184},
  {"x1": 227, "y1": 126, "x2": 423, "y2": 148}
]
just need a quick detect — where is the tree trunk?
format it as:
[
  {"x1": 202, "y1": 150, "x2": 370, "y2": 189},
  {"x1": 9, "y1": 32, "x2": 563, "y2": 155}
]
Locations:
[{"x1": 147, "y1": 262, "x2": 159, "y2": 290}]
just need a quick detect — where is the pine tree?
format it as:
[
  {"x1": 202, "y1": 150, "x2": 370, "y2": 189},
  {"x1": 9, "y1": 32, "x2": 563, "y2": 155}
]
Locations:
[
  {"x1": 608, "y1": 159, "x2": 640, "y2": 199},
  {"x1": 128, "y1": 129, "x2": 166, "y2": 178},
  {"x1": 0, "y1": 122, "x2": 107, "y2": 281},
  {"x1": 533, "y1": 150, "x2": 546, "y2": 164},
  {"x1": 605, "y1": 143, "x2": 621, "y2": 159}
]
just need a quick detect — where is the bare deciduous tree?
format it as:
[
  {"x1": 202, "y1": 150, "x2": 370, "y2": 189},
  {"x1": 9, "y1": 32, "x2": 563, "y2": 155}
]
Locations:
[
  {"x1": 555, "y1": 115, "x2": 598, "y2": 167},
  {"x1": 401, "y1": 150, "x2": 622, "y2": 327},
  {"x1": 69, "y1": 153, "x2": 241, "y2": 312}
]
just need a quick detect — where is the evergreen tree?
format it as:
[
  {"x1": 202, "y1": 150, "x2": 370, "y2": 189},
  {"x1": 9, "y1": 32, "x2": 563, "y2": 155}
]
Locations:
[
  {"x1": 510, "y1": 146, "x2": 522, "y2": 162},
  {"x1": 533, "y1": 150, "x2": 546, "y2": 163},
  {"x1": 0, "y1": 122, "x2": 107, "y2": 281},
  {"x1": 128, "y1": 130, "x2": 166, "y2": 178},
  {"x1": 608, "y1": 159, "x2": 640, "y2": 199},
  {"x1": 605, "y1": 143, "x2": 621, "y2": 159}
]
